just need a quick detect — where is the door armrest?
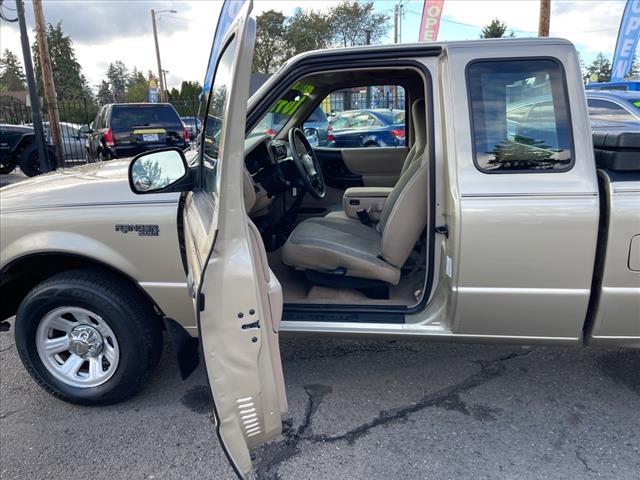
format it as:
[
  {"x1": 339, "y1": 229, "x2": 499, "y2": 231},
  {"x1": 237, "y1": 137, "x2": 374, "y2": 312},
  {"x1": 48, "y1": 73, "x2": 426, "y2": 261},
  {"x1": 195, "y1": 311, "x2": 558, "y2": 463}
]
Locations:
[{"x1": 342, "y1": 187, "x2": 393, "y2": 221}]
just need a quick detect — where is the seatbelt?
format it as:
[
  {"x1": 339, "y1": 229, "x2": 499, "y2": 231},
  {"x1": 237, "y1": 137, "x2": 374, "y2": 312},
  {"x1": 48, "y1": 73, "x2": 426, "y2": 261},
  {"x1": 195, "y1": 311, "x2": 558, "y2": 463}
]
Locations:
[{"x1": 356, "y1": 208, "x2": 372, "y2": 227}]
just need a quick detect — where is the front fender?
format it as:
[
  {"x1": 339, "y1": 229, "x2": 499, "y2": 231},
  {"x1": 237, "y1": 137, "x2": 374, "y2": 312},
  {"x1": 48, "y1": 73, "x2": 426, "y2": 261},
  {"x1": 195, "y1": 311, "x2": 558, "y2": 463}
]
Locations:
[{"x1": 1, "y1": 230, "x2": 139, "y2": 278}]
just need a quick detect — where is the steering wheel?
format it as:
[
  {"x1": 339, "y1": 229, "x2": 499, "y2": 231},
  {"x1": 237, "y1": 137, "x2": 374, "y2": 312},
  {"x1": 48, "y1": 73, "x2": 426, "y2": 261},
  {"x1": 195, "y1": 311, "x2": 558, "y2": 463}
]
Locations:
[{"x1": 288, "y1": 127, "x2": 325, "y2": 200}]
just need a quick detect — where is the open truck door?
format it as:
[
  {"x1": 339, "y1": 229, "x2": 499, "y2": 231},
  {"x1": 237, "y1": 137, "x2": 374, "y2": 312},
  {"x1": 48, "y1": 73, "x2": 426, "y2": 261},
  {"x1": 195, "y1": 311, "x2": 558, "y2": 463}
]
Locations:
[{"x1": 183, "y1": 1, "x2": 287, "y2": 478}]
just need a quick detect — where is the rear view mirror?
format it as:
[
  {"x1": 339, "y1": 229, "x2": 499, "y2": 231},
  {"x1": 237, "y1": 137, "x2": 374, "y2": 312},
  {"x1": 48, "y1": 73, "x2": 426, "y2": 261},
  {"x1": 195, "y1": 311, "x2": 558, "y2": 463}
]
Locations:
[
  {"x1": 79, "y1": 124, "x2": 92, "y2": 135},
  {"x1": 128, "y1": 148, "x2": 191, "y2": 194}
]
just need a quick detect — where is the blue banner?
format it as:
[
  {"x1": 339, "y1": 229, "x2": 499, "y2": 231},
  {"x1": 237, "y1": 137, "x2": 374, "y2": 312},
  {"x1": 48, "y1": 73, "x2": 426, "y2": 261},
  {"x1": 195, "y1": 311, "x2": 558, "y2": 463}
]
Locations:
[{"x1": 611, "y1": 0, "x2": 640, "y2": 82}]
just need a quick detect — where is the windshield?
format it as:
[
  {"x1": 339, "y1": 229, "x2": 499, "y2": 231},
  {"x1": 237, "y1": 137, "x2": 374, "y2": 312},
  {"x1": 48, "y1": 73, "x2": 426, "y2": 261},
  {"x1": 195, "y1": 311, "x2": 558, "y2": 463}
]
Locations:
[
  {"x1": 248, "y1": 81, "x2": 316, "y2": 138},
  {"x1": 111, "y1": 105, "x2": 180, "y2": 129}
]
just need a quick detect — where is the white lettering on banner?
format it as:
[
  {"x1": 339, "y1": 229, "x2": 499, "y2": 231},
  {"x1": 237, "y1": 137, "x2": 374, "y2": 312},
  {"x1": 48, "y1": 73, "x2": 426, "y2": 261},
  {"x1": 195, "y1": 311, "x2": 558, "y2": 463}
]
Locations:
[
  {"x1": 621, "y1": 38, "x2": 634, "y2": 56},
  {"x1": 419, "y1": 0, "x2": 445, "y2": 42},
  {"x1": 626, "y1": 17, "x2": 640, "y2": 34}
]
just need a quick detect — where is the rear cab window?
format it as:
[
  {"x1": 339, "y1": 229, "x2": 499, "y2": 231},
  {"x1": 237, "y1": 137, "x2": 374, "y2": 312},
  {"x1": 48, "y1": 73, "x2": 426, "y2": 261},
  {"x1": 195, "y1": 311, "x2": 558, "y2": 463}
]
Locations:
[
  {"x1": 467, "y1": 59, "x2": 574, "y2": 172},
  {"x1": 110, "y1": 105, "x2": 181, "y2": 130}
]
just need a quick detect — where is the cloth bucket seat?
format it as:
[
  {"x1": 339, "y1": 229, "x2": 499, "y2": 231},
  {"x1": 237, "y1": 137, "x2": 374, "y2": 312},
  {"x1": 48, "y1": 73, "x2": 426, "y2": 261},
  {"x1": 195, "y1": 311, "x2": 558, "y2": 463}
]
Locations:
[{"x1": 281, "y1": 99, "x2": 428, "y2": 286}]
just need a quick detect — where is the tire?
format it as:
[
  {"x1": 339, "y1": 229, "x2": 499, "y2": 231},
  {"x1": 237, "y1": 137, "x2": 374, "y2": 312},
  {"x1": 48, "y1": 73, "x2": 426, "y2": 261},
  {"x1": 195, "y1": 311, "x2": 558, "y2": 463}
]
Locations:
[
  {"x1": 364, "y1": 142, "x2": 380, "y2": 148},
  {"x1": 19, "y1": 144, "x2": 58, "y2": 177},
  {"x1": 98, "y1": 149, "x2": 111, "y2": 162},
  {"x1": 0, "y1": 157, "x2": 17, "y2": 174},
  {"x1": 15, "y1": 269, "x2": 163, "y2": 405}
]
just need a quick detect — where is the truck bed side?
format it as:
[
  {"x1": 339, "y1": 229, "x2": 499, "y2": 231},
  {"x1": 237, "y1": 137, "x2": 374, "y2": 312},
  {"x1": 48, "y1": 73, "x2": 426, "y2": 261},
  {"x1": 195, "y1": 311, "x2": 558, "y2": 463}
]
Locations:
[{"x1": 586, "y1": 170, "x2": 640, "y2": 347}]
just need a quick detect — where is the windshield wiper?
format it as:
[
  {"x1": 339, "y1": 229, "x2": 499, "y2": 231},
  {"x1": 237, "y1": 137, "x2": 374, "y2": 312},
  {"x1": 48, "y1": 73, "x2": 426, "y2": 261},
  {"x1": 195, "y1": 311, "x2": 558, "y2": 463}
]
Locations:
[{"x1": 130, "y1": 123, "x2": 150, "y2": 127}]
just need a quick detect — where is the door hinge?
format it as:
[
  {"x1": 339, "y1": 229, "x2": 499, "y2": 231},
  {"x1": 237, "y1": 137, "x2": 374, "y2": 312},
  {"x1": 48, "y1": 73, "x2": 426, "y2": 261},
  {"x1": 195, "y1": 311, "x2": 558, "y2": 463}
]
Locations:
[
  {"x1": 198, "y1": 293, "x2": 206, "y2": 312},
  {"x1": 435, "y1": 224, "x2": 449, "y2": 238}
]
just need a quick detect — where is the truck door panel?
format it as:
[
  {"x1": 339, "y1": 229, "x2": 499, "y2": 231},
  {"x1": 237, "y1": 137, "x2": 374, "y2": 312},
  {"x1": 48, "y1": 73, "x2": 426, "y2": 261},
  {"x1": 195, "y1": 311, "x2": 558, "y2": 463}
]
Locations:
[
  {"x1": 448, "y1": 45, "x2": 600, "y2": 341},
  {"x1": 315, "y1": 146, "x2": 408, "y2": 188}
]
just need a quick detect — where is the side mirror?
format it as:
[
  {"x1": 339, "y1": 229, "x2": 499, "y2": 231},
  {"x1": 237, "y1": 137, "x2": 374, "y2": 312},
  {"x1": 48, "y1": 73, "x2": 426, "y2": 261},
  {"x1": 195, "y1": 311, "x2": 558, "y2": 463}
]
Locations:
[
  {"x1": 128, "y1": 147, "x2": 192, "y2": 194},
  {"x1": 304, "y1": 127, "x2": 319, "y2": 147},
  {"x1": 79, "y1": 124, "x2": 92, "y2": 135}
]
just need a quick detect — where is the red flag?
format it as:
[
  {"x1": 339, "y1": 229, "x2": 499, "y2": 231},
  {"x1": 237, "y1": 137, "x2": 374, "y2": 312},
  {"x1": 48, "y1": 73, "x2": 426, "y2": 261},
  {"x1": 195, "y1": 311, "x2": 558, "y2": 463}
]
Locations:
[{"x1": 419, "y1": 0, "x2": 445, "y2": 42}]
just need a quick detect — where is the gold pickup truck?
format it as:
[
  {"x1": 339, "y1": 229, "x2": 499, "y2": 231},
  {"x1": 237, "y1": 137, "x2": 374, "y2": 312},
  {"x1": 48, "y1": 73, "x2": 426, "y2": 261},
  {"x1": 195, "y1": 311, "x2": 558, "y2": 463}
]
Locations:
[{"x1": 1, "y1": 3, "x2": 638, "y2": 479}]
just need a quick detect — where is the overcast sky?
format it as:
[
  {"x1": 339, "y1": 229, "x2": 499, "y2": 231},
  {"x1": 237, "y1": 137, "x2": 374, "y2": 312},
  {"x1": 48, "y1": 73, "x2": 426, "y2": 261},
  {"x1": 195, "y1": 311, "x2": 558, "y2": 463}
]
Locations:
[{"x1": 0, "y1": 0, "x2": 635, "y2": 93}]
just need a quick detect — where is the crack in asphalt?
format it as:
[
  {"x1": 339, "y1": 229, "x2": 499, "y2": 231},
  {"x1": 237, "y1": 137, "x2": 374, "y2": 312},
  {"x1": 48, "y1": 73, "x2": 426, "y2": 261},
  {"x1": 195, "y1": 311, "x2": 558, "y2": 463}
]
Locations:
[
  {"x1": 255, "y1": 384, "x2": 332, "y2": 480},
  {"x1": 254, "y1": 350, "x2": 531, "y2": 479},
  {"x1": 317, "y1": 350, "x2": 530, "y2": 445},
  {"x1": 0, "y1": 344, "x2": 14, "y2": 353},
  {"x1": 575, "y1": 448, "x2": 598, "y2": 474}
]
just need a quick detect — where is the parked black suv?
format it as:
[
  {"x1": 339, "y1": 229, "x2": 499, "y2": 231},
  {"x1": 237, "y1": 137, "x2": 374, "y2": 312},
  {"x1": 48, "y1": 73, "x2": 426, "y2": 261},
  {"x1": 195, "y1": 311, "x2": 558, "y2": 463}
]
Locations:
[
  {"x1": 0, "y1": 124, "x2": 58, "y2": 177},
  {"x1": 85, "y1": 103, "x2": 189, "y2": 162}
]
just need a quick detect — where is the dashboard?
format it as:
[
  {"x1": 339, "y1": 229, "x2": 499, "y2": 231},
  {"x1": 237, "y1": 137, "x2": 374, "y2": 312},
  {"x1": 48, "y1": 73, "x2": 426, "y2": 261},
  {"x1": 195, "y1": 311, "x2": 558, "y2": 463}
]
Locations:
[
  {"x1": 243, "y1": 135, "x2": 297, "y2": 220},
  {"x1": 244, "y1": 135, "x2": 290, "y2": 174}
]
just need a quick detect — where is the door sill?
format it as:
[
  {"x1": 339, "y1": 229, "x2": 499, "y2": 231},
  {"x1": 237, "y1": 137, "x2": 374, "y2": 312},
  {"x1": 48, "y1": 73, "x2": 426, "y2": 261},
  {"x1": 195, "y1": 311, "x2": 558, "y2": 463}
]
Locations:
[{"x1": 283, "y1": 303, "x2": 406, "y2": 323}]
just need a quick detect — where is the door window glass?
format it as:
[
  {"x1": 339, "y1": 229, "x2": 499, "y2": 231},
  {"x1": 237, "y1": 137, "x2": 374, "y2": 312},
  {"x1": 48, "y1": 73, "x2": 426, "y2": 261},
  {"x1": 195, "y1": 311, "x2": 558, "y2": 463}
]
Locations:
[
  {"x1": 468, "y1": 59, "x2": 573, "y2": 172},
  {"x1": 201, "y1": 37, "x2": 237, "y2": 194},
  {"x1": 322, "y1": 85, "x2": 406, "y2": 148}
]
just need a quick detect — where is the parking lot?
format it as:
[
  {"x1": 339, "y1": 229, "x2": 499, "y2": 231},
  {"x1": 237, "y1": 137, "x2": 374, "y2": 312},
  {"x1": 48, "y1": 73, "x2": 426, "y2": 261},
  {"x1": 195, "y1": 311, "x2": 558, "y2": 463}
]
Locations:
[
  {"x1": 1, "y1": 315, "x2": 638, "y2": 480},
  {"x1": 0, "y1": 171, "x2": 26, "y2": 188}
]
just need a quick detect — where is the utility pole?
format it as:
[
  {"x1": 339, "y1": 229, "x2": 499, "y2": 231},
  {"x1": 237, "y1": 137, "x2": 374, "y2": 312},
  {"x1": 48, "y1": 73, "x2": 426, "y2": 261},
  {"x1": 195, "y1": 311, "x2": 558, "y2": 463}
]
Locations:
[
  {"x1": 151, "y1": 9, "x2": 177, "y2": 103},
  {"x1": 151, "y1": 9, "x2": 165, "y2": 102},
  {"x1": 15, "y1": 0, "x2": 50, "y2": 172},
  {"x1": 33, "y1": 0, "x2": 64, "y2": 165},
  {"x1": 393, "y1": 4, "x2": 398, "y2": 43},
  {"x1": 162, "y1": 69, "x2": 169, "y2": 99},
  {"x1": 365, "y1": 30, "x2": 372, "y2": 108},
  {"x1": 398, "y1": 3, "x2": 404, "y2": 43},
  {"x1": 538, "y1": 0, "x2": 551, "y2": 37}
]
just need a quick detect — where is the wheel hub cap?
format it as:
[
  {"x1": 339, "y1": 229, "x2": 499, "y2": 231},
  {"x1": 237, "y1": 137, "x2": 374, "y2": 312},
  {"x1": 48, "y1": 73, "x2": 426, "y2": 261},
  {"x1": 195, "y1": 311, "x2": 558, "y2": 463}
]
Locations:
[
  {"x1": 68, "y1": 325, "x2": 103, "y2": 358},
  {"x1": 35, "y1": 306, "x2": 120, "y2": 388}
]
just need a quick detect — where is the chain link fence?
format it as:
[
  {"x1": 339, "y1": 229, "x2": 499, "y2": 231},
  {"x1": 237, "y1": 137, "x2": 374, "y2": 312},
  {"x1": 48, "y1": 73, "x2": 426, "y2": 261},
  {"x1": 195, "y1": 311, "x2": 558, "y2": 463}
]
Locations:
[{"x1": 321, "y1": 87, "x2": 406, "y2": 116}]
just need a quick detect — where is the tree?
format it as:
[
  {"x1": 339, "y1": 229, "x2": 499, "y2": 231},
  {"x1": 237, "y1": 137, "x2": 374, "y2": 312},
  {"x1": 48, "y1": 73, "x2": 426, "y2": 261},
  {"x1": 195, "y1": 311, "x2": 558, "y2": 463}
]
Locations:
[
  {"x1": 480, "y1": 18, "x2": 514, "y2": 38},
  {"x1": 286, "y1": 8, "x2": 334, "y2": 56},
  {"x1": 32, "y1": 22, "x2": 91, "y2": 99},
  {"x1": 96, "y1": 80, "x2": 112, "y2": 105},
  {"x1": 252, "y1": 10, "x2": 289, "y2": 74},
  {"x1": 178, "y1": 80, "x2": 202, "y2": 100},
  {"x1": 168, "y1": 87, "x2": 180, "y2": 101},
  {"x1": 330, "y1": 1, "x2": 390, "y2": 47},
  {"x1": 586, "y1": 53, "x2": 612, "y2": 83},
  {"x1": 126, "y1": 68, "x2": 148, "y2": 103},
  {"x1": 105, "y1": 61, "x2": 129, "y2": 103},
  {"x1": 0, "y1": 49, "x2": 26, "y2": 91}
]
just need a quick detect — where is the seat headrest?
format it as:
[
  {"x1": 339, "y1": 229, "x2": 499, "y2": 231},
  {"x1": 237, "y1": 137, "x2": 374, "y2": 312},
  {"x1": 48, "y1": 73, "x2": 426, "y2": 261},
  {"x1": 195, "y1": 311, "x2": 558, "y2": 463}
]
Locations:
[{"x1": 411, "y1": 99, "x2": 426, "y2": 148}]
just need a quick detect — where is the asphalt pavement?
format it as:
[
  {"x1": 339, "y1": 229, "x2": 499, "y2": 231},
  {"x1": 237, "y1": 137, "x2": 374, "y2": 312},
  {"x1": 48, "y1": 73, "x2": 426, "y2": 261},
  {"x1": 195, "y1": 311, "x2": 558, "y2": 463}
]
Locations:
[
  {"x1": 1, "y1": 316, "x2": 638, "y2": 480},
  {"x1": 0, "y1": 171, "x2": 27, "y2": 188}
]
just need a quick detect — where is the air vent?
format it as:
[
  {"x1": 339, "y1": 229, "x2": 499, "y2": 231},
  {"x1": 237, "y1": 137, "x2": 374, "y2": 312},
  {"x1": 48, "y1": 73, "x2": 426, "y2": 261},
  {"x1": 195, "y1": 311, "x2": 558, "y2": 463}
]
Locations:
[
  {"x1": 236, "y1": 397, "x2": 262, "y2": 438},
  {"x1": 275, "y1": 144, "x2": 288, "y2": 160}
]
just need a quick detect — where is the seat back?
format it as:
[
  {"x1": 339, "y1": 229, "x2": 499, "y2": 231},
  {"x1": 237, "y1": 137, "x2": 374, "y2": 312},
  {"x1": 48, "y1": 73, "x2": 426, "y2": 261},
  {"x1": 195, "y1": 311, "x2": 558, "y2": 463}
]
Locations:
[
  {"x1": 377, "y1": 99, "x2": 429, "y2": 268},
  {"x1": 399, "y1": 99, "x2": 428, "y2": 176}
]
